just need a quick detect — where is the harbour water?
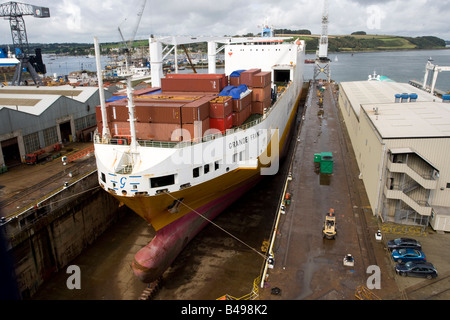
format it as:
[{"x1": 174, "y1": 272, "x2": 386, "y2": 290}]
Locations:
[{"x1": 43, "y1": 49, "x2": 450, "y2": 92}]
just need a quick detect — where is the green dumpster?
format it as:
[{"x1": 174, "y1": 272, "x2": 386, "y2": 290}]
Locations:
[
  {"x1": 320, "y1": 152, "x2": 333, "y2": 174},
  {"x1": 314, "y1": 153, "x2": 321, "y2": 163}
]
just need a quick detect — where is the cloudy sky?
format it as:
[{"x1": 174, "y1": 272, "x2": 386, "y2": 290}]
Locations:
[{"x1": 1, "y1": 0, "x2": 449, "y2": 45}]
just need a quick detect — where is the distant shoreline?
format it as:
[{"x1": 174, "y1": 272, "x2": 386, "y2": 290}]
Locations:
[{"x1": 306, "y1": 47, "x2": 450, "y2": 54}]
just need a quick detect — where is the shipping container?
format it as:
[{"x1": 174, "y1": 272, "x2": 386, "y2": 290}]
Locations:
[
  {"x1": 181, "y1": 96, "x2": 212, "y2": 123},
  {"x1": 241, "y1": 69, "x2": 261, "y2": 86},
  {"x1": 251, "y1": 85, "x2": 272, "y2": 102},
  {"x1": 108, "y1": 102, "x2": 130, "y2": 122},
  {"x1": 233, "y1": 90, "x2": 252, "y2": 112},
  {"x1": 134, "y1": 102, "x2": 183, "y2": 124},
  {"x1": 166, "y1": 73, "x2": 228, "y2": 89},
  {"x1": 182, "y1": 117, "x2": 210, "y2": 142},
  {"x1": 210, "y1": 113, "x2": 233, "y2": 133},
  {"x1": 252, "y1": 71, "x2": 271, "y2": 88},
  {"x1": 111, "y1": 121, "x2": 131, "y2": 137},
  {"x1": 251, "y1": 97, "x2": 271, "y2": 115},
  {"x1": 133, "y1": 87, "x2": 161, "y2": 96},
  {"x1": 229, "y1": 70, "x2": 245, "y2": 87},
  {"x1": 135, "y1": 122, "x2": 183, "y2": 142},
  {"x1": 232, "y1": 104, "x2": 251, "y2": 127},
  {"x1": 209, "y1": 96, "x2": 233, "y2": 119},
  {"x1": 136, "y1": 92, "x2": 201, "y2": 101},
  {"x1": 161, "y1": 77, "x2": 223, "y2": 93}
]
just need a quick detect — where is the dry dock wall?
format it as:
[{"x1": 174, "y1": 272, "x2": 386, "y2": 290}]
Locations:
[{"x1": 3, "y1": 172, "x2": 123, "y2": 299}]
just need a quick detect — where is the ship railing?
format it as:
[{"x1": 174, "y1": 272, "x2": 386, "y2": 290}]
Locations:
[{"x1": 95, "y1": 81, "x2": 292, "y2": 149}]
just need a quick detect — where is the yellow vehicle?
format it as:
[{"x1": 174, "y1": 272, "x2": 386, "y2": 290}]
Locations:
[{"x1": 323, "y1": 208, "x2": 337, "y2": 240}]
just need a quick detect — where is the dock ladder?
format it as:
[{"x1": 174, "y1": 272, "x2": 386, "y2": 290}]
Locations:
[{"x1": 65, "y1": 145, "x2": 95, "y2": 163}]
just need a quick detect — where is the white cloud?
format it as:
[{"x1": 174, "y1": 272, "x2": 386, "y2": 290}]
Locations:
[{"x1": 0, "y1": 0, "x2": 449, "y2": 45}]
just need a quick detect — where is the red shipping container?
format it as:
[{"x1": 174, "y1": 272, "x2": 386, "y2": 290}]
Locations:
[
  {"x1": 133, "y1": 87, "x2": 161, "y2": 97},
  {"x1": 209, "y1": 96, "x2": 233, "y2": 119},
  {"x1": 233, "y1": 90, "x2": 252, "y2": 112},
  {"x1": 252, "y1": 71, "x2": 271, "y2": 88},
  {"x1": 182, "y1": 117, "x2": 210, "y2": 141},
  {"x1": 251, "y1": 85, "x2": 272, "y2": 102},
  {"x1": 135, "y1": 122, "x2": 183, "y2": 142},
  {"x1": 210, "y1": 113, "x2": 233, "y2": 133},
  {"x1": 161, "y1": 77, "x2": 223, "y2": 93},
  {"x1": 108, "y1": 102, "x2": 130, "y2": 122},
  {"x1": 240, "y1": 69, "x2": 261, "y2": 86},
  {"x1": 230, "y1": 76, "x2": 241, "y2": 87},
  {"x1": 232, "y1": 104, "x2": 251, "y2": 126},
  {"x1": 110, "y1": 121, "x2": 131, "y2": 137},
  {"x1": 166, "y1": 73, "x2": 228, "y2": 89},
  {"x1": 182, "y1": 96, "x2": 212, "y2": 123},
  {"x1": 251, "y1": 97, "x2": 271, "y2": 115},
  {"x1": 134, "y1": 102, "x2": 183, "y2": 124},
  {"x1": 138, "y1": 92, "x2": 202, "y2": 99}
]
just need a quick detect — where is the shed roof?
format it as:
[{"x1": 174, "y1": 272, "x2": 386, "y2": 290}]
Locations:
[
  {"x1": 0, "y1": 85, "x2": 98, "y2": 116},
  {"x1": 340, "y1": 81, "x2": 440, "y2": 118},
  {"x1": 362, "y1": 101, "x2": 450, "y2": 139}
]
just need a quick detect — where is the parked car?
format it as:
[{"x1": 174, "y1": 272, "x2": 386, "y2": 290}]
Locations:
[
  {"x1": 392, "y1": 248, "x2": 426, "y2": 263},
  {"x1": 395, "y1": 261, "x2": 438, "y2": 279},
  {"x1": 387, "y1": 238, "x2": 422, "y2": 251}
]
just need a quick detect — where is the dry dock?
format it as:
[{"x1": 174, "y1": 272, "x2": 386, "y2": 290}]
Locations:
[{"x1": 5, "y1": 81, "x2": 450, "y2": 302}]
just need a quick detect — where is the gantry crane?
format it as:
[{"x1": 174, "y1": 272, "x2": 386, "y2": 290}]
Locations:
[
  {"x1": 314, "y1": 0, "x2": 331, "y2": 82},
  {"x1": 0, "y1": 1, "x2": 50, "y2": 85}
]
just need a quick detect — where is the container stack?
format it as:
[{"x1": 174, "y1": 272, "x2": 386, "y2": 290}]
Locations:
[
  {"x1": 250, "y1": 71, "x2": 272, "y2": 115},
  {"x1": 181, "y1": 95, "x2": 213, "y2": 141},
  {"x1": 95, "y1": 72, "x2": 274, "y2": 143},
  {"x1": 208, "y1": 96, "x2": 233, "y2": 133}
]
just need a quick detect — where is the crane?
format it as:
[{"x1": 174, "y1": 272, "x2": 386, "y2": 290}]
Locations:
[
  {"x1": 0, "y1": 1, "x2": 50, "y2": 85},
  {"x1": 423, "y1": 58, "x2": 450, "y2": 95},
  {"x1": 314, "y1": 0, "x2": 331, "y2": 82},
  {"x1": 117, "y1": 0, "x2": 147, "y2": 74}
]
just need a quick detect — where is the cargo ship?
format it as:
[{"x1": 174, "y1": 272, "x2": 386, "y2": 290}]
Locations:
[{"x1": 93, "y1": 28, "x2": 305, "y2": 282}]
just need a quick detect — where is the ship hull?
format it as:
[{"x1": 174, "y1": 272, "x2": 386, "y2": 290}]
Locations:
[
  {"x1": 128, "y1": 86, "x2": 302, "y2": 282},
  {"x1": 132, "y1": 173, "x2": 263, "y2": 282}
]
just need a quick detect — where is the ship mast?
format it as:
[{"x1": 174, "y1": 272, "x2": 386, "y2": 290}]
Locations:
[{"x1": 94, "y1": 37, "x2": 110, "y2": 142}]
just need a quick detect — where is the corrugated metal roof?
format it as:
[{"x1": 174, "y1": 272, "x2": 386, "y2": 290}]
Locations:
[
  {"x1": 362, "y1": 101, "x2": 450, "y2": 139},
  {"x1": 0, "y1": 85, "x2": 99, "y2": 115},
  {"x1": 340, "y1": 81, "x2": 441, "y2": 118}
]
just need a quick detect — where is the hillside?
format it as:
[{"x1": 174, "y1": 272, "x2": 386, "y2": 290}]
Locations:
[
  {"x1": 2, "y1": 34, "x2": 447, "y2": 57},
  {"x1": 285, "y1": 34, "x2": 447, "y2": 53}
]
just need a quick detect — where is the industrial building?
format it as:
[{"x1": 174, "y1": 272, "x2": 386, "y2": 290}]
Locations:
[
  {"x1": 0, "y1": 85, "x2": 112, "y2": 167},
  {"x1": 338, "y1": 80, "x2": 450, "y2": 232}
]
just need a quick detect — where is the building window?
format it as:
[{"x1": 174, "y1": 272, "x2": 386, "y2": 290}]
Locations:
[
  {"x1": 447, "y1": 183, "x2": 450, "y2": 188},
  {"x1": 23, "y1": 132, "x2": 40, "y2": 154},
  {"x1": 215, "y1": 161, "x2": 220, "y2": 171},
  {"x1": 204, "y1": 164, "x2": 210, "y2": 174},
  {"x1": 43, "y1": 126, "x2": 58, "y2": 146}
]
